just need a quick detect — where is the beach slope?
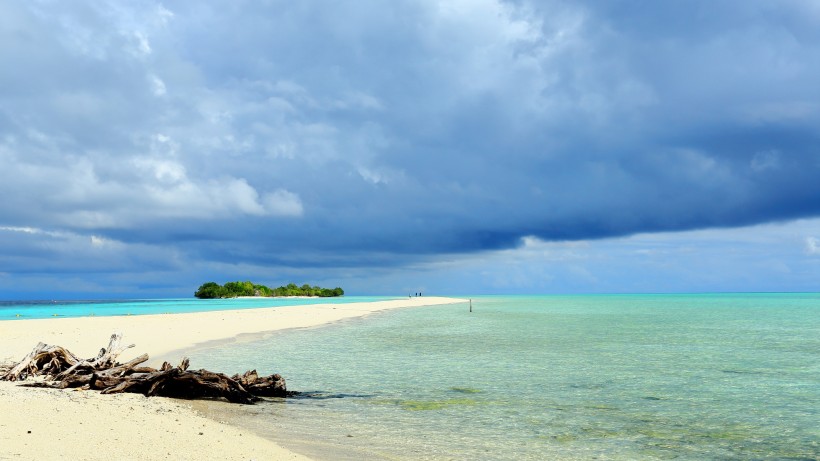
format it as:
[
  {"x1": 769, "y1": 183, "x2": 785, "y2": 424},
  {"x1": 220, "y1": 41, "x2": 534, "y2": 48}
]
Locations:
[{"x1": 0, "y1": 296, "x2": 466, "y2": 460}]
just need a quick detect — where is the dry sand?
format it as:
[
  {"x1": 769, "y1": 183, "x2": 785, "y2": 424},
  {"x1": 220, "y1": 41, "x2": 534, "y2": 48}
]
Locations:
[{"x1": 0, "y1": 296, "x2": 466, "y2": 461}]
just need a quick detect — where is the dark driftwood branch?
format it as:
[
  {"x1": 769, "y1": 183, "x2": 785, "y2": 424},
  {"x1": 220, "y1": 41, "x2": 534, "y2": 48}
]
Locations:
[{"x1": 0, "y1": 334, "x2": 290, "y2": 404}]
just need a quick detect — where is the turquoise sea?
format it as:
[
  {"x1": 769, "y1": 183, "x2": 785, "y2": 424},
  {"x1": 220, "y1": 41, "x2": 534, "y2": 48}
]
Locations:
[
  {"x1": 183, "y1": 294, "x2": 820, "y2": 460},
  {"x1": 0, "y1": 296, "x2": 397, "y2": 320}
]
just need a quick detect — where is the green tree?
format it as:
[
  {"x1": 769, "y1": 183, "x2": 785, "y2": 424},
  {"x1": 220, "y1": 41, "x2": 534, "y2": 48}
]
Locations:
[
  {"x1": 195, "y1": 281, "x2": 344, "y2": 298},
  {"x1": 254, "y1": 284, "x2": 272, "y2": 296},
  {"x1": 194, "y1": 282, "x2": 225, "y2": 299}
]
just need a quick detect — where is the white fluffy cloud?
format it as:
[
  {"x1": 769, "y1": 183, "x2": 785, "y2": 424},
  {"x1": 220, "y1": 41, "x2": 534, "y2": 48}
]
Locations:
[
  {"x1": 0, "y1": 134, "x2": 302, "y2": 230},
  {"x1": 807, "y1": 237, "x2": 820, "y2": 255},
  {"x1": 1, "y1": 1, "x2": 820, "y2": 296}
]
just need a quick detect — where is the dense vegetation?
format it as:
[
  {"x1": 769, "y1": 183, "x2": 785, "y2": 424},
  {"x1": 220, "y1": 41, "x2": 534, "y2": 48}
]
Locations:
[{"x1": 194, "y1": 281, "x2": 344, "y2": 299}]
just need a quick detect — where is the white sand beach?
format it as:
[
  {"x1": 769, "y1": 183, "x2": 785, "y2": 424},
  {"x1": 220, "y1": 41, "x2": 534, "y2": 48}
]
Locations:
[{"x1": 0, "y1": 297, "x2": 466, "y2": 460}]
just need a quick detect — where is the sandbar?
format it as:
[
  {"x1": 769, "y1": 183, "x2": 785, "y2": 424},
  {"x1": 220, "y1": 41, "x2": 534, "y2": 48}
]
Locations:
[{"x1": 0, "y1": 296, "x2": 466, "y2": 460}]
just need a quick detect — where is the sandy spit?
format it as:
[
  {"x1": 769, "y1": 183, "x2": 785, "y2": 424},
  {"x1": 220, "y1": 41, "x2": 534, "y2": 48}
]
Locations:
[{"x1": 0, "y1": 296, "x2": 467, "y2": 461}]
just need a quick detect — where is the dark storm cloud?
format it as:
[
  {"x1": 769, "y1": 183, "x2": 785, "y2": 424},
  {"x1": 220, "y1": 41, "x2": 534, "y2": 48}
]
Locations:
[{"x1": 1, "y1": 0, "x2": 819, "y2": 290}]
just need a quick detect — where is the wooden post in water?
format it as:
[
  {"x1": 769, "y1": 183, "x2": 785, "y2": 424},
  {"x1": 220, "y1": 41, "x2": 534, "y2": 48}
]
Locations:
[{"x1": 469, "y1": 299, "x2": 472, "y2": 312}]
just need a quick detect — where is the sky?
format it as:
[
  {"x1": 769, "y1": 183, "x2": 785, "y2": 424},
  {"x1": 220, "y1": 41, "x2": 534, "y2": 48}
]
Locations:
[{"x1": 1, "y1": 0, "x2": 819, "y2": 299}]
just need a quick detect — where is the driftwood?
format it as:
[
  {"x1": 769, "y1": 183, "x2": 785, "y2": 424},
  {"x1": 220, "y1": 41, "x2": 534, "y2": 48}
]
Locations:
[{"x1": 0, "y1": 333, "x2": 290, "y2": 404}]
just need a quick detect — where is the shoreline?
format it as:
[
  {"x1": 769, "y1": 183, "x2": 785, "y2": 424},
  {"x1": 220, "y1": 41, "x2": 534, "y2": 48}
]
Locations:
[
  {"x1": 0, "y1": 296, "x2": 467, "y2": 460},
  {"x1": 0, "y1": 296, "x2": 466, "y2": 365}
]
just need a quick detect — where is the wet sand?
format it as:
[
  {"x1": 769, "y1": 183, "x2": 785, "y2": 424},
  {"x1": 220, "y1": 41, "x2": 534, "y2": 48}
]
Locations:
[{"x1": 0, "y1": 297, "x2": 466, "y2": 460}]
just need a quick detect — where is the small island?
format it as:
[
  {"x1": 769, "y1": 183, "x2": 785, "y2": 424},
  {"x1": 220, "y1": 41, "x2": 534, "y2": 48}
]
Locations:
[{"x1": 195, "y1": 281, "x2": 344, "y2": 299}]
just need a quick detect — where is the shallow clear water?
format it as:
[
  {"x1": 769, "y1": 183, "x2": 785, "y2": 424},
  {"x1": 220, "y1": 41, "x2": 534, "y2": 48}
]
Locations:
[
  {"x1": 188, "y1": 294, "x2": 820, "y2": 460},
  {"x1": 0, "y1": 296, "x2": 398, "y2": 320}
]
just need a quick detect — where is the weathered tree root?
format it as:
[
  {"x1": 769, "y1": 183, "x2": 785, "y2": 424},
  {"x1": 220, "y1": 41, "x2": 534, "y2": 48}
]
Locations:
[{"x1": 0, "y1": 333, "x2": 291, "y2": 404}]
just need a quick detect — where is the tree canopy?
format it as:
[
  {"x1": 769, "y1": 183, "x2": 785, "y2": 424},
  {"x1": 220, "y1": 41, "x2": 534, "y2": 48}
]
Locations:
[{"x1": 194, "y1": 281, "x2": 344, "y2": 299}]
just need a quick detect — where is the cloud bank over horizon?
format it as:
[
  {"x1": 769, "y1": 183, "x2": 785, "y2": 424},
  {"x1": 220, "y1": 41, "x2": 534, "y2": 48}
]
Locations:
[{"x1": 1, "y1": 1, "x2": 819, "y2": 297}]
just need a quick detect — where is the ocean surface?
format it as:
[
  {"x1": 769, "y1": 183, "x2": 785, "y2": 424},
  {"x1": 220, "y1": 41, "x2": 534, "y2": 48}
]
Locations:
[
  {"x1": 184, "y1": 294, "x2": 820, "y2": 460},
  {"x1": 0, "y1": 296, "x2": 398, "y2": 320}
]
